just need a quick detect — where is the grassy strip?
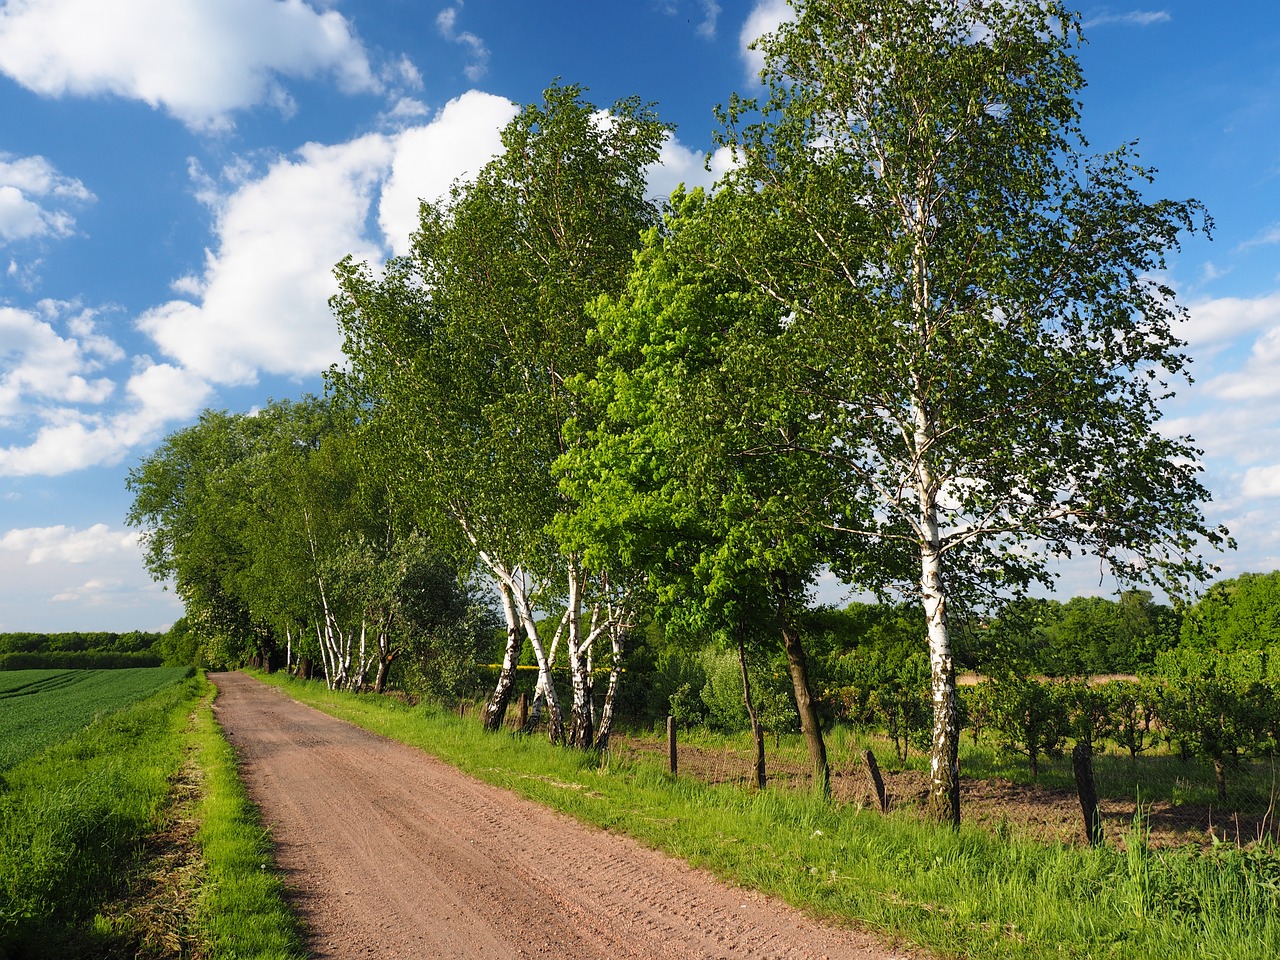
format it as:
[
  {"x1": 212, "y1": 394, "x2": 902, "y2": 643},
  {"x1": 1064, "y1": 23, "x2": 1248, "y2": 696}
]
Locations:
[
  {"x1": 189, "y1": 687, "x2": 307, "y2": 960},
  {"x1": 256, "y1": 672, "x2": 1280, "y2": 960},
  {"x1": 0, "y1": 672, "x2": 202, "y2": 958}
]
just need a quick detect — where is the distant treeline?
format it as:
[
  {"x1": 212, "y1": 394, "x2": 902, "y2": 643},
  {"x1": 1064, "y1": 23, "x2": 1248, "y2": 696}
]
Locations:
[{"x1": 0, "y1": 631, "x2": 167, "y2": 670}]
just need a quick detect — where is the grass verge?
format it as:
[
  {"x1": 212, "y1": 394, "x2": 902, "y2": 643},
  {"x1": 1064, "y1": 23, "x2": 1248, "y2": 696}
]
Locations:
[
  {"x1": 255, "y1": 671, "x2": 1280, "y2": 960},
  {"x1": 0, "y1": 671, "x2": 306, "y2": 960},
  {"x1": 190, "y1": 686, "x2": 307, "y2": 960}
]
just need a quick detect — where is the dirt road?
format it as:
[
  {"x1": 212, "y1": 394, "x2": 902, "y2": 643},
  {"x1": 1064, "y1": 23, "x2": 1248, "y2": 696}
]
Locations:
[{"x1": 210, "y1": 672, "x2": 919, "y2": 959}]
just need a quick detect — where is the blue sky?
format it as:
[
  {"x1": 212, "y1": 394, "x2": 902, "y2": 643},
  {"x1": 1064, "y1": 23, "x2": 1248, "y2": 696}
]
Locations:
[{"x1": 0, "y1": 1, "x2": 1276, "y2": 633}]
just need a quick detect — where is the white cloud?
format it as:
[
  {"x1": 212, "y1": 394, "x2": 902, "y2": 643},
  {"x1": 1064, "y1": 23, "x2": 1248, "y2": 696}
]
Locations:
[
  {"x1": 137, "y1": 92, "x2": 520, "y2": 381},
  {"x1": 1183, "y1": 292, "x2": 1280, "y2": 348},
  {"x1": 1206, "y1": 322, "x2": 1280, "y2": 402},
  {"x1": 0, "y1": 0, "x2": 377, "y2": 132},
  {"x1": 0, "y1": 303, "x2": 121, "y2": 423},
  {"x1": 697, "y1": 0, "x2": 722, "y2": 39},
  {"x1": 740, "y1": 0, "x2": 792, "y2": 82},
  {"x1": 0, "y1": 523, "x2": 179, "y2": 629},
  {"x1": 0, "y1": 154, "x2": 93, "y2": 244},
  {"x1": 138, "y1": 134, "x2": 396, "y2": 383},
  {"x1": 1242, "y1": 465, "x2": 1280, "y2": 499},
  {"x1": 0, "y1": 356, "x2": 212, "y2": 477},
  {"x1": 645, "y1": 135, "x2": 738, "y2": 205},
  {"x1": 0, "y1": 522, "x2": 140, "y2": 564},
  {"x1": 1082, "y1": 10, "x2": 1172, "y2": 29},
  {"x1": 1238, "y1": 223, "x2": 1280, "y2": 252},
  {"x1": 436, "y1": 3, "x2": 490, "y2": 82},
  {"x1": 379, "y1": 90, "x2": 516, "y2": 256}
]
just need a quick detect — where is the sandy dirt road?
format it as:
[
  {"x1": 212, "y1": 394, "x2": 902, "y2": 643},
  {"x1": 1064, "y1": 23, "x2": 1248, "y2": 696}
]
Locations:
[{"x1": 210, "y1": 672, "x2": 921, "y2": 960}]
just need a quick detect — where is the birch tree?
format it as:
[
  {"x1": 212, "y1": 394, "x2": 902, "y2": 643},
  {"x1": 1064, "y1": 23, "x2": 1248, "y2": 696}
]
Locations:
[
  {"x1": 331, "y1": 83, "x2": 666, "y2": 745},
  {"x1": 714, "y1": 0, "x2": 1228, "y2": 823}
]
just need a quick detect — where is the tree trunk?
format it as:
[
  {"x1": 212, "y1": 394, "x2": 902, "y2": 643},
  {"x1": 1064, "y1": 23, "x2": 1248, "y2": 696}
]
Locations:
[
  {"x1": 737, "y1": 624, "x2": 767, "y2": 790},
  {"x1": 594, "y1": 627, "x2": 625, "y2": 752},
  {"x1": 775, "y1": 574, "x2": 829, "y2": 799},
  {"x1": 1072, "y1": 741, "x2": 1104, "y2": 846},
  {"x1": 922, "y1": 540, "x2": 961, "y2": 826},
  {"x1": 483, "y1": 583, "x2": 521, "y2": 732},
  {"x1": 565, "y1": 569, "x2": 594, "y2": 749}
]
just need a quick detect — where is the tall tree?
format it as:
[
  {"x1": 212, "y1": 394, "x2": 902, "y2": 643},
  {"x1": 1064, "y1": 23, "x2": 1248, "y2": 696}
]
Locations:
[
  {"x1": 714, "y1": 0, "x2": 1228, "y2": 823},
  {"x1": 558, "y1": 194, "x2": 869, "y2": 795},
  {"x1": 331, "y1": 83, "x2": 668, "y2": 745}
]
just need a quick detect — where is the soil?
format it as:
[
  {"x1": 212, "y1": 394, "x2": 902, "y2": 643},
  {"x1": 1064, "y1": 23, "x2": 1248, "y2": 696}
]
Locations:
[
  {"x1": 610, "y1": 734, "x2": 1264, "y2": 849},
  {"x1": 208, "y1": 672, "x2": 920, "y2": 960}
]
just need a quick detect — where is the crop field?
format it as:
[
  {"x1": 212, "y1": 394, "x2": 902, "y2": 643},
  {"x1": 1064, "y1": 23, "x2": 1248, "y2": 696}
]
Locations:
[{"x1": 0, "y1": 667, "x2": 193, "y2": 771}]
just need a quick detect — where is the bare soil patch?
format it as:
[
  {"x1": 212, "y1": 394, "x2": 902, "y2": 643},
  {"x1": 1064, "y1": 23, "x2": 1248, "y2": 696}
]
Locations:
[
  {"x1": 611, "y1": 734, "x2": 1271, "y2": 849},
  {"x1": 209, "y1": 672, "x2": 918, "y2": 960}
]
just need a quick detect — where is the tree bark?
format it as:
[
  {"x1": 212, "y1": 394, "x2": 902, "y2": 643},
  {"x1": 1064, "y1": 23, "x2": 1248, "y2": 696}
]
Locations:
[
  {"x1": 737, "y1": 624, "x2": 767, "y2": 791},
  {"x1": 922, "y1": 540, "x2": 961, "y2": 826},
  {"x1": 483, "y1": 583, "x2": 521, "y2": 732},
  {"x1": 1072, "y1": 741, "x2": 1104, "y2": 846},
  {"x1": 774, "y1": 572, "x2": 830, "y2": 799},
  {"x1": 593, "y1": 626, "x2": 625, "y2": 752}
]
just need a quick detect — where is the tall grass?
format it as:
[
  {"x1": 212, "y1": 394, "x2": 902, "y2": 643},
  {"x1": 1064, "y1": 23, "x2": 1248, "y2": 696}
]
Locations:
[
  {"x1": 0, "y1": 674, "x2": 203, "y2": 957},
  {"x1": 258, "y1": 672, "x2": 1280, "y2": 960}
]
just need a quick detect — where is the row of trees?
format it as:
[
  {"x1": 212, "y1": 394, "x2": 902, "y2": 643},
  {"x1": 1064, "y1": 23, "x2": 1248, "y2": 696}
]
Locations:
[
  {"x1": 126, "y1": 398, "x2": 497, "y2": 697},
  {"x1": 129, "y1": 0, "x2": 1228, "y2": 825}
]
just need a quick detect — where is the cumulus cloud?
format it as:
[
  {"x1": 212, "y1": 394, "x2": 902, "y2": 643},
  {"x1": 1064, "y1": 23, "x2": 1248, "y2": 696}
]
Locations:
[
  {"x1": 0, "y1": 352, "x2": 212, "y2": 477},
  {"x1": 0, "y1": 0, "x2": 377, "y2": 131},
  {"x1": 645, "y1": 135, "x2": 738, "y2": 206},
  {"x1": 138, "y1": 134, "x2": 396, "y2": 383},
  {"x1": 696, "y1": 0, "x2": 722, "y2": 39},
  {"x1": 379, "y1": 90, "x2": 516, "y2": 255},
  {"x1": 436, "y1": 3, "x2": 490, "y2": 82},
  {"x1": 1242, "y1": 465, "x2": 1280, "y2": 499},
  {"x1": 1205, "y1": 323, "x2": 1280, "y2": 403},
  {"x1": 1182, "y1": 292, "x2": 1280, "y2": 349},
  {"x1": 0, "y1": 522, "x2": 140, "y2": 564},
  {"x1": 0, "y1": 153, "x2": 93, "y2": 244},
  {"x1": 740, "y1": 0, "x2": 792, "y2": 82},
  {"x1": 0, "y1": 523, "x2": 177, "y2": 628},
  {"x1": 0, "y1": 302, "x2": 121, "y2": 424}
]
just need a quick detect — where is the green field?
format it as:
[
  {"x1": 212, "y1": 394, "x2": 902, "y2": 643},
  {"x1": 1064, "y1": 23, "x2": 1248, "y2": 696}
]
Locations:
[{"x1": 0, "y1": 667, "x2": 193, "y2": 772}]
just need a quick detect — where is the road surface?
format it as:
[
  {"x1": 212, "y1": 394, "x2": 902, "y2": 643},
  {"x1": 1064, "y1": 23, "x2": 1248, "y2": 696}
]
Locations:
[{"x1": 210, "y1": 672, "x2": 920, "y2": 960}]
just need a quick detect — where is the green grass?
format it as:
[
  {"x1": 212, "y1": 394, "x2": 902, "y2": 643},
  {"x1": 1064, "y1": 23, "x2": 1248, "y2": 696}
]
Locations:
[
  {"x1": 0, "y1": 668, "x2": 305, "y2": 959},
  {"x1": 0, "y1": 672, "x2": 203, "y2": 957},
  {"x1": 256, "y1": 671, "x2": 1280, "y2": 960},
  {"x1": 0, "y1": 666, "x2": 195, "y2": 772},
  {"x1": 190, "y1": 688, "x2": 307, "y2": 960}
]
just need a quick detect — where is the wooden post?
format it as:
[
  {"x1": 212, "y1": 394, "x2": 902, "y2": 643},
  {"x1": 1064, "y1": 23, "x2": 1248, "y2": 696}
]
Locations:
[
  {"x1": 458, "y1": 701, "x2": 466, "y2": 719},
  {"x1": 1072, "y1": 741, "x2": 1104, "y2": 846},
  {"x1": 518, "y1": 693, "x2": 529, "y2": 731},
  {"x1": 667, "y1": 715, "x2": 677, "y2": 775},
  {"x1": 862, "y1": 747, "x2": 889, "y2": 814}
]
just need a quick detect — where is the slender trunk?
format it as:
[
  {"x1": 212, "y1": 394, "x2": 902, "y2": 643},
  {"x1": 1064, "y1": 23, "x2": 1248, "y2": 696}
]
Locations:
[
  {"x1": 594, "y1": 626, "x2": 625, "y2": 752},
  {"x1": 737, "y1": 623, "x2": 766, "y2": 790},
  {"x1": 922, "y1": 539, "x2": 960, "y2": 826},
  {"x1": 566, "y1": 567, "x2": 594, "y2": 749},
  {"x1": 483, "y1": 582, "x2": 521, "y2": 732},
  {"x1": 510, "y1": 584, "x2": 563, "y2": 744},
  {"x1": 774, "y1": 572, "x2": 829, "y2": 799}
]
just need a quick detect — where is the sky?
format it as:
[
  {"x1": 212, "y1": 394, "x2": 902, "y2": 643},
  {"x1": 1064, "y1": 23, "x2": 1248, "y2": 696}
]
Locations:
[{"x1": 0, "y1": 1, "x2": 1277, "y2": 633}]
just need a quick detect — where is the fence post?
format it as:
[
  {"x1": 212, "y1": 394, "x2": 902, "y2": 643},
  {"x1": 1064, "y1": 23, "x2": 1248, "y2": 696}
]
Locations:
[
  {"x1": 1072, "y1": 741, "x2": 1104, "y2": 846},
  {"x1": 861, "y1": 747, "x2": 889, "y2": 814},
  {"x1": 518, "y1": 693, "x2": 529, "y2": 731},
  {"x1": 667, "y1": 715, "x2": 677, "y2": 775}
]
